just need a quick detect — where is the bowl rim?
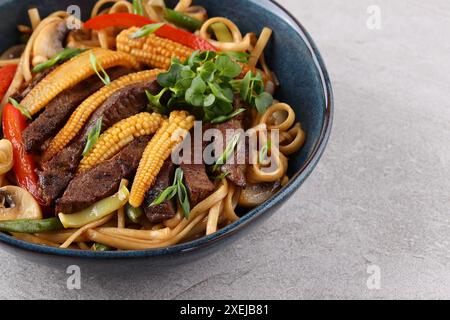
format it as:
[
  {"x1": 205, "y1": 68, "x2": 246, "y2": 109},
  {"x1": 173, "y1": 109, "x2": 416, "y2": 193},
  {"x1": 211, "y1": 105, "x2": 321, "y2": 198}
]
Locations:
[{"x1": 0, "y1": 0, "x2": 334, "y2": 259}]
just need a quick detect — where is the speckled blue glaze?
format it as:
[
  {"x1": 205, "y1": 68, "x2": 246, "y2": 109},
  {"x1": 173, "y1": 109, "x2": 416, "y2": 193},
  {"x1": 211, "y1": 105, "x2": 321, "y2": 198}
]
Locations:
[{"x1": 0, "y1": 0, "x2": 333, "y2": 261}]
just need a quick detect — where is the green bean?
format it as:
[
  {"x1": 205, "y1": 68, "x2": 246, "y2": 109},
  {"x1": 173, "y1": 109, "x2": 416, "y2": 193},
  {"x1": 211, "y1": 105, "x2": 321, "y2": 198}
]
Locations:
[
  {"x1": 163, "y1": 8, "x2": 203, "y2": 32},
  {"x1": 125, "y1": 203, "x2": 144, "y2": 224},
  {"x1": 92, "y1": 243, "x2": 113, "y2": 251},
  {"x1": 0, "y1": 217, "x2": 63, "y2": 234}
]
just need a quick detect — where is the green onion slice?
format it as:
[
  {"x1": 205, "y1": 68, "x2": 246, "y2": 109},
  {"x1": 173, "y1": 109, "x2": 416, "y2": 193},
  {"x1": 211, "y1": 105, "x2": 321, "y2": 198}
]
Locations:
[
  {"x1": 89, "y1": 52, "x2": 110, "y2": 86},
  {"x1": 130, "y1": 23, "x2": 166, "y2": 39},
  {"x1": 8, "y1": 97, "x2": 32, "y2": 120}
]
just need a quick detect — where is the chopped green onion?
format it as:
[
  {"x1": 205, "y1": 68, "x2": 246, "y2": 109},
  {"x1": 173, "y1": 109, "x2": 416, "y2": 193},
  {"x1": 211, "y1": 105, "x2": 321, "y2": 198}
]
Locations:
[
  {"x1": 259, "y1": 140, "x2": 272, "y2": 165},
  {"x1": 0, "y1": 217, "x2": 63, "y2": 234},
  {"x1": 32, "y1": 48, "x2": 84, "y2": 73},
  {"x1": 213, "y1": 133, "x2": 241, "y2": 172},
  {"x1": 82, "y1": 116, "x2": 102, "y2": 156},
  {"x1": 8, "y1": 97, "x2": 32, "y2": 120},
  {"x1": 210, "y1": 171, "x2": 230, "y2": 181},
  {"x1": 89, "y1": 51, "x2": 110, "y2": 85},
  {"x1": 150, "y1": 167, "x2": 190, "y2": 217},
  {"x1": 163, "y1": 8, "x2": 203, "y2": 32},
  {"x1": 150, "y1": 185, "x2": 177, "y2": 206},
  {"x1": 211, "y1": 23, "x2": 233, "y2": 42},
  {"x1": 132, "y1": 0, "x2": 144, "y2": 16},
  {"x1": 130, "y1": 23, "x2": 166, "y2": 39},
  {"x1": 211, "y1": 108, "x2": 246, "y2": 124},
  {"x1": 177, "y1": 179, "x2": 190, "y2": 218}
]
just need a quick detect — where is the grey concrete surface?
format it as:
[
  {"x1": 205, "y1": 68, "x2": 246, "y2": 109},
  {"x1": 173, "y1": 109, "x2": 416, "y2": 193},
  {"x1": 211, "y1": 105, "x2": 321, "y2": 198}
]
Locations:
[{"x1": 1, "y1": 0, "x2": 449, "y2": 300}]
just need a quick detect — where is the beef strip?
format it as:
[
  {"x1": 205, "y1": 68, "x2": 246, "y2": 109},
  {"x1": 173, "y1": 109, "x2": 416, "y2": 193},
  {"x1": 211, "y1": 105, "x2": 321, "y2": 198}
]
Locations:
[
  {"x1": 22, "y1": 66, "x2": 135, "y2": 153},
  {"x1": 213, "y1": 97, "x2": 249, "y2": 187},
  {"x1": 181, "y1": 131, "x2": 215, "y2": 207},
  {"x1": 38, "y1": 80, "x2": 161, "y2": 205},
  {"x1": 143, "y1": 160, "x2": 177, "y2": 223},
  {"x1": 55, "y1": 136, "x2": 151, "y2": 214},
  {"x1": 180, "y1": 163, "x2": 215, "y2": 207}
]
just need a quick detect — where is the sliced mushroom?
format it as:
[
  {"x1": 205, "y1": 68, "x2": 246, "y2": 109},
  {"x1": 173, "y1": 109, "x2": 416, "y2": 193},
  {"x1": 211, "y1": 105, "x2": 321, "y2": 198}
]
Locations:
[
  {"x1": 32, "y1": 18, "x2": 68, "y2": 66},
  {"x1": 0, "y1": 186, "x2": 42, "y2": 221},
  {"x1": 0, "y1": 139, "x2": 14, "y2": 176},
  {"x1": 238, "y1": 181, "x2": 281, "y2": 208}
]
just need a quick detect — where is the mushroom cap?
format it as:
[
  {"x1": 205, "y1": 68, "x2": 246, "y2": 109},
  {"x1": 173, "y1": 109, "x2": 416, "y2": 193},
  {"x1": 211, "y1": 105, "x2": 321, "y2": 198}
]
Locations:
[{"x1": 0, "y1": 186, "x2": 42, "y2": 221}]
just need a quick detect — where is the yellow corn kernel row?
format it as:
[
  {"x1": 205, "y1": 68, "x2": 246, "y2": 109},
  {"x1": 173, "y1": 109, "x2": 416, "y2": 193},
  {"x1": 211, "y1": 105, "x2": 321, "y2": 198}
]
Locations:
[
  {"x1": 117, "y1": 28, "x2": 194, "y2": 70},
  {"x1": 21, "y1": 48, "x2": 140, "y2": 115},
  {"x1": 79, "y1": 112, "x2": 164, "y2": 172},
  {"x1": 43, "y1": 69, "x2": 163, "y2": 160},
  {"x1": 129, "y1": 110, "x2": 195, "y2": 208}
]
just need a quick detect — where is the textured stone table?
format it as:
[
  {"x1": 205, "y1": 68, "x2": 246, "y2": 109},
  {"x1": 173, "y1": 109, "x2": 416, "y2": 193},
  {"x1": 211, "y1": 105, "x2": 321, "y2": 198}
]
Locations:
[{"x1": 1, "y1": 0, "x2": 449, "y2": 299}]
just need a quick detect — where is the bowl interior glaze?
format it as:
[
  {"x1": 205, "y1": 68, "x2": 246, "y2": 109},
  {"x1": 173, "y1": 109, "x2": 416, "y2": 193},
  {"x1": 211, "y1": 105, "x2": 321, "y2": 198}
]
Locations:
[{"x1": 0, "y1": 0, "x2": 332, "y2": 259}]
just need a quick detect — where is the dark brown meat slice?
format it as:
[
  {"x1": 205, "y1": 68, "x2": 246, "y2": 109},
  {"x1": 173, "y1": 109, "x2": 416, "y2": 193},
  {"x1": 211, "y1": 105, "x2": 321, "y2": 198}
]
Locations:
[
  {"x1": 38, "y1": 80, "x2": 161, "y2": 205},
  {"x1": 143, "y1": 160, "x2": 177, "y2": 223},
  {"x1": 79, "y1": 80, "x2": 162, "y2": 138},
  {"x1": 38, "y1": 140, "x2": 84, "y2": 205},
  {"x1": 22, "y1": 67, "x2": 135, "y2": 153},
  {"x1": 214, "y1": 118, "x2": 247, "y2": 187},
  {"x1": 180, "y1": 163, "x2": 215, "y2": 207},
  {"x1": 55, "y1": 136, "x2": 151, "y2": 214}
]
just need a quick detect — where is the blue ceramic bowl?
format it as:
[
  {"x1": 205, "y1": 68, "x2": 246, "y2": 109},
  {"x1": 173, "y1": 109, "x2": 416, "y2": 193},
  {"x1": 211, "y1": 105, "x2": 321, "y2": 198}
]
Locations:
[{"x1": 0, "y1": 0, "x2": 333, "y2": 261}]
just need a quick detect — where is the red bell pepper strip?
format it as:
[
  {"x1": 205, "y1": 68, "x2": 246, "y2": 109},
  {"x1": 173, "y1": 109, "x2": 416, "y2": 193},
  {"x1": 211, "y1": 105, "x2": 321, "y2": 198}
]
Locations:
[
  {"x1": 0, "y1": 65, "x2": 17, "y2": 101},
  {"x1": 83, "y1": 13, "x2": 216, "y2": 51},
  {"x1": 2, "y1": 103, "x2": 46, "y2": 206}
]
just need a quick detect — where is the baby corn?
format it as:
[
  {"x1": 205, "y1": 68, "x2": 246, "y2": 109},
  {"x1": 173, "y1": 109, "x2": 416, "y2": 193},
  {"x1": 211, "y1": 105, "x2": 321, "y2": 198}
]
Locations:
[
  {"x1": 44, "y1": 69, "x2": 163, "y2": 160},
  {"x1": 117, "y1": 27, "x2": 194, "y2": 69},
  {"x1": 21, "y1": 48, "x2": 140, "y2": 116},
  {"x1": 79, "y1": 112, "x2": 164, "y2": 171},
  {"x1": 129, "y1": 110, "x2": 195, "y2": 208}
]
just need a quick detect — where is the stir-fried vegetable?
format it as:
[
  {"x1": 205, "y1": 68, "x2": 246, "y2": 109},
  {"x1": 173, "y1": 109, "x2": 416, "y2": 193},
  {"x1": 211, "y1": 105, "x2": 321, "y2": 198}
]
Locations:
[
  {"x1": 79, "y1": 112, "x2": 163, "y2": 171},
  {"x1": 117, "y1": 28, "x2": 194, "y2": 70},
  {"x1": 0, "y1": 186, "x2": 42, "y2": 221},
  {"x1": 151, "y1": 167, "x2": 190, "y2": 217},
  {"x1": 82, "y1": 116, "x2": 102, "y2": 156},
  {"x1": 129, "y1": 110, "x2": 195, "y2": 208},
  {"x1": 0, "y1": 217, "x2": 63, "y2": 234},
  {"x1": 211, "y1": 23, "x2": 233, "y2": 42},
  {"x1": 92, "y1": 242, "x2": 113, "y2": 251},
  {"x1": 20, "y1": 48, "x2": 140, "y2": 116},
  {"x1": 212, "y1": 133, "x2": 242, "y2": 172},
  {"x1": 0, "y1": 65, "x2": 17, "y2": 101},
  {"x1": 130, "y1": 23, "x2": 165, "y2": 39},
  {"x1": 125, "y1": 203, "x2": 143, "y2": 223},
  {"x1": 163, "y1": 8, "x2": 203, "y2": 32},
  {"x1": 210, "y1": 108, "x2": 246, "y2": 124},
  {"x1": 101, "y1": 13, "x2": 216, "y2": 51},
  {"x1": 2, "y1": 103, "x2": 46, "y2": 205},
  {"x1": 45, "y1": 69, "x2": 162, "y2": 159},
  {"x1": 8, "y1": 98, "x2": 32, "y2": 120},
  {"x1": 89, "y1": 52, "x2": 110, "y2": 86},
  {"x1": 32, "y1": 48, "x2": 84, "y2": 73},
  {"x1": 132, "y1": 0, "x2": 145, "y2": 16},
  {"x1": 58, "y1": 184, "x2": 130, "y2": 229}
]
